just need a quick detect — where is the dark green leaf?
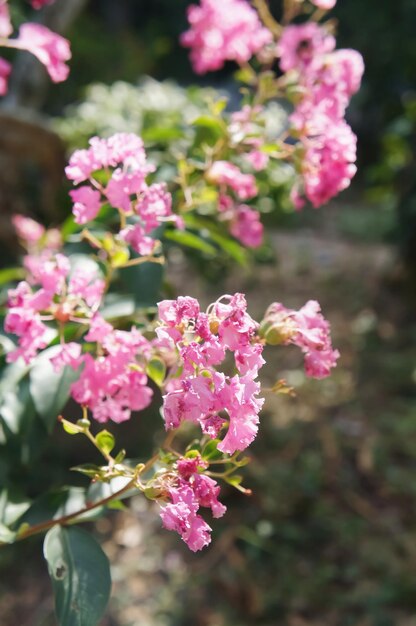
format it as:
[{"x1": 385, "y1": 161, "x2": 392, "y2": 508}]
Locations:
[
  {"x1": 29, "y1": 348, "x2": 81, "y2": 433},
  {"x1": 16, "y1": 487, "x2": 87, "y2": 529},
  {"x1": 44, "y1": 526, "x2": 111, "y2": 626},
  {"x1": 202, "y1": 439, "x2": 224, "y2": 462}
]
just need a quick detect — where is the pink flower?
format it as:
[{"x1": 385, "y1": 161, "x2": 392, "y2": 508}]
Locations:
[
  {"x1": 12, "y1": 214, "x2": 45, "y2": 244},
  {"x1": 158, "y1": 296, "x2": 200, "y2": 327},
  {"x1": 245, "y1": 150, "x2": 269, "y2": 171},
  {"x1": 311, "y1": 0, "x2": 336, "y2": 8},
  {"x1": 4, "y1": 282, "x2": 51, "y2": 364},
  {"x1": 278, "y1": 23, "x2": 335, "y2": 73},
  {"x1": 70, "y1": 327, "x2": 153, "y2": 424},
  {"x1": 215, "y1": 374, "x2": 263, "y2": 454},
  {"x1": 68, "y1": 267, "x2": 105, "y2": 309},
  {"x1": 84, "y1": 314, "x2": 113, "y2": 343},
  {"x1": 105, "y1": 170, "x2": 145, "y2": 212},
  {"x1": 300, "y1": 118, "x2": 357, "y2": 207},
  {"x1": 159, "y1": 294, "x2": 265, "y2": 454},
  {"x1": 69, "y1": 186, "x2": 102, "y2": 224},
  {"x1": 30, "y1": 0, "x2": 55, "y2": 8},
  {"x1": 14, "y1": 23, "x2": 71, "y2": 82},
  {"x1": 51, "y1": 342, "x2": 82, "y2": 372},
  {"x1": 0, "y1": 1, "x2": 12, "y2": 38},
  {"x1": 0, "y1": 57, "x2": 10, "y2": 95},
  {"x1": 65, "y1": 148, "x2": 101, "y2": 184},
  {"x1": 160, "y1": 459, "x2": 226, "y2": 551},
  {"x1": 119, "y1": 224, "x2": 155, "y2": 256},
  {"x1": 260, "y1": 300, "x2": 339, "y2": 378},
  {"x1": 181, "y1": 0, "x2": 272, "y2": 74},
  {"x1": 230, "y1": 205, "x2": 264, "y2": 248},
  {"x1": 5, "y1": 309, "x2": 49, "y2": 363},
  {"x1": 138, "y1": 183, "x2": 173, "y2": 231},
  {"x1": 208, "y1": 161, "x2": 257, "y2": 200},
  {"x1": 160, "y1": 484, "x2": 212, "y2": 552}
]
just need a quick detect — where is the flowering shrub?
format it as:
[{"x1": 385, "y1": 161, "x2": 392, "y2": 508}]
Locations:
[{"x1": 0, "y1": 0, "x2": 361, "y2": 623}]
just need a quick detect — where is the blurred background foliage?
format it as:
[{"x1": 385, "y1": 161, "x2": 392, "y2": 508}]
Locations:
[{"x1": 2, "y1": 1, "x2": 416, "y2": 625}]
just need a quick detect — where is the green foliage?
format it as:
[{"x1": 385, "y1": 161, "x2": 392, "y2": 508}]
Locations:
[
  {"x1": 29, "y1": 348, "x2": 82, "y2": 433},
  {"x1": 43, "y1": 526, "x2": 111, "y2": 626}
]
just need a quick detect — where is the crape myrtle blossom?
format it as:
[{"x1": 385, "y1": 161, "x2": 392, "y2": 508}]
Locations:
[
  {"x1": 0, "y1": 0, "x2": 71, "y2": 92},
  {"x1": 0, "y1": 57, "x2": 10, "y2": 94},
  {"x1": 311, "y1": 0, "x2": 336, "y2": 9},
  {"x1": 4, "y1": 253, "x2": 105, "y2": 364},
  {"x1": 0, "y1": 1, "x2": 12, "y2": 38},
  {"x1": 160, "y1": 454, "x2": 226, "y2": 551},
  {"x1": 158, "y1": 294, "x2": 266, "y2": 454},
  {"x1": 12, "y1": 214, "x2": 46, "y2": 245},
  {"x1": 218, "y1": 195, "x2": 263, "y2": 249},
  {"x1": 180, "y1": 0, "x2": 273, "y2": 74},
  {"x1": 10, "y1": 24, "x2": 70, "y2": 82},
  {"x1": 13, "y1": 213, "x2": 62, "y2": 254},
  {"x1": 66, "y1": 133, "x2": 177, "y2": 255},
  {"x1": 277, "y1": 22, "x2": 364, "y2": 208},
  {"x1": 207, "y1": 162, "x2": 264, "y2": 248},
  {"x1": 207, "y1": 161, "x2": 257, "y2": 201},
  {"x1": 260, "y1": 300, "x2": 339, "y2": 378},
  {"x1": 69, "y1": 317, "x2": 154, "y2": 424}
]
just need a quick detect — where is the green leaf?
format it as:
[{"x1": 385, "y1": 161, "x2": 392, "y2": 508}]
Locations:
[
  {"x1": 16, "y1": 488, "x2": 87, "y2": 528},
  {"x1": 0, "y1": 490, "x2": 31, "y2": 527},
  {"x1": 96, "y1": 430, "x2": 115, "y2": 456},
  {"x1": 164, "y1": 229, "x2": 217, "y2": 256},
  {"x1": 29, "y1": 347, "x2": 82, "y2": 433},
  {"x1": 61, "y1": 419, "x2": 84, "y2": 436},
  {"x1": 44, "y1": 526, "x2": 111, "y2": 626},
  {"x1": 71, "y1": 464, "x2": 103, "y2": 479},
  {"x1": 0, "y1": 377, "x2": 36, "y2": 437},
  {"x1": 146, "y1": 357, "x2": 166, "y2": 387},
  {"x1": 0, "y1": 267, "x2": 25, "y2": 286},
  {"x1": 0, "y1": 522, "x2": 16, "y2": 544},
  {"x1": 202, "y1": 439, "x2": 224, "y2": 462}
]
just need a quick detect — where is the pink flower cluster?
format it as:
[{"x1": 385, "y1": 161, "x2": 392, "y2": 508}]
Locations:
[
  {"x1": 69, "y1": 315, "x2": 153, "y2": 424},
  {"x1": 260, "y1": 299, "x2": 339, "y2": 378},
  {"x1": 207, "y1": 161, "x2": 263, "y2": 248},
  {"x1": 181, "y1": 0, "x2": 272, "y2": 74},
  {"x1": 13, "y1": 214, "x2": 62, "y2": 252},
  {"x1": 278, "y1": 23, "x2": 364, "y2": 207},
  {"x1": 157, "y1": 294, "x2": 265, "y2": 454},
  {"x1": 160, "y1": 454, "x2": 226, "y2": 551},
  {"x1": 5, "y1": 253, "x2": 104, "y2": 364},
  {"x1": 0, "y1": 2, "x2": 70, "y2": 93},
  {"x1": 67, "y1": 133, "x2": 176, "y2": 256}
]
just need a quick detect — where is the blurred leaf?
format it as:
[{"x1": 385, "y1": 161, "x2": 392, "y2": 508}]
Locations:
[
  {"x1": 30, "y1": 348, "x2": 81, "y2": 433},
  {"x1": 0, "y1": 490, "x2": 31, "y2": 527},
  {"x1": 0, "y1": 268, "x2": 25, "y2": 286},
  {"x1": 0, "y1": 523, "x2": 16, "y2": 544},
  {"x1": 15, "y1": 487, "x2": 87, "y2": 529},
  {"x1": 146, "y1": 357, "x2": 166, "y2": 388},
  {"x1": 164, "y1": 229, "x2": 217, "y2": 256},
  {"x1": 100, "y1": 294, "x2": 136, "y2": 320},
  {"x1": 202, "y1": 439, "x2": 224, "y2": 462},
  {"x1": 0, "y1": 377, "x2": 36, "y2": 437},
  {"x1": 44, "y1": 526, "x2": 111, "y2": 626}
]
